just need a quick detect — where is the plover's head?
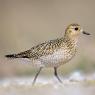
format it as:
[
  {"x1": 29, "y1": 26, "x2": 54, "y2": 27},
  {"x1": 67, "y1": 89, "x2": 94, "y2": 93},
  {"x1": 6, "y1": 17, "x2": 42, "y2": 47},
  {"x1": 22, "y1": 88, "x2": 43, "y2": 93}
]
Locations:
[{"x1": 65, "y1": 23, "x2": 90, "y2": 39}]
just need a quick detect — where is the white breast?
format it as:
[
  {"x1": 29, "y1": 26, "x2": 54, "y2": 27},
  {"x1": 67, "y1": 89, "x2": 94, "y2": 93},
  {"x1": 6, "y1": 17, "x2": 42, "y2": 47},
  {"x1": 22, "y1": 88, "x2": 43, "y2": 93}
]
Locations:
[{"x1": 39, "y1": 49, "x2": 72, "y2": 67}]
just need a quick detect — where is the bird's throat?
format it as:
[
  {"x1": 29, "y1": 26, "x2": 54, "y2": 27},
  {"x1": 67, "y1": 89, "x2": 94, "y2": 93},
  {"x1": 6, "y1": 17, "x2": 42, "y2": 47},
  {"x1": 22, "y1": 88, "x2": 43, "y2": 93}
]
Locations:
[{"x1": 63, "y1": 35, "x2": 78, "y2": 49}]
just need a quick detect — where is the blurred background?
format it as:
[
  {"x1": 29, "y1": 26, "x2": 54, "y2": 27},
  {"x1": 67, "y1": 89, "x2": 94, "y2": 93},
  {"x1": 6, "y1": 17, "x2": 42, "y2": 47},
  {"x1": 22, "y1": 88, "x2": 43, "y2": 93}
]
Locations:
[
  {"x1": 0, "y1": 0, "x2": 95, "y2": 78},
  {"x1": 0, "y1": 1, "x2": 95, "y2": 95}
]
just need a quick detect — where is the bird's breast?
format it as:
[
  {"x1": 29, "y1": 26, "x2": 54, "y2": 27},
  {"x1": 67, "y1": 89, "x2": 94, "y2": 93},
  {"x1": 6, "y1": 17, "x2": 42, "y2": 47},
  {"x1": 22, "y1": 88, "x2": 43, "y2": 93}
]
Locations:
[{"x1": 38, "y1": 48, "x2": 76, "y2": 67}]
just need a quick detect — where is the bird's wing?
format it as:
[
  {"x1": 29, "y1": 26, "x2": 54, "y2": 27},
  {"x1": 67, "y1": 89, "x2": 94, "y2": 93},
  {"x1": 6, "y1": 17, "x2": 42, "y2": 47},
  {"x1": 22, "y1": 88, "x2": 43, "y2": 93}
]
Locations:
[{"x1": 12, "y1": 38, "x2": 64, "y2": 59}]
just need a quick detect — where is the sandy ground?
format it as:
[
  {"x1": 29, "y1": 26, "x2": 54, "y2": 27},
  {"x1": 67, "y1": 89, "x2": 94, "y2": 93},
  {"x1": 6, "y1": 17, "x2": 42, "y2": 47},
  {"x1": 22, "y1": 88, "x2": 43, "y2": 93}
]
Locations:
[{"x1": 0, "y1": 73, "x2": 95, "y2": 95}]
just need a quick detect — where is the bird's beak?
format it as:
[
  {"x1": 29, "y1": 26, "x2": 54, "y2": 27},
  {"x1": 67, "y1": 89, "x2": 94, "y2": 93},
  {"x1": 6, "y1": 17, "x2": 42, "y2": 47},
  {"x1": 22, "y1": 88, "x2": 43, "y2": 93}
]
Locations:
[{"x1": 82, "y1": 31, "x2": 91, "y2": 35}]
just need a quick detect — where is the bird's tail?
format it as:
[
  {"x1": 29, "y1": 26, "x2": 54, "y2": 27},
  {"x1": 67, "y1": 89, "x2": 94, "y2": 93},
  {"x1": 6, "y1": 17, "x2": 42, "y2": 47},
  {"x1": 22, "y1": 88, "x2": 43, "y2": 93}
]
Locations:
[{"x1": 5, "y1": 54, "x2": 19, "y2": 58}]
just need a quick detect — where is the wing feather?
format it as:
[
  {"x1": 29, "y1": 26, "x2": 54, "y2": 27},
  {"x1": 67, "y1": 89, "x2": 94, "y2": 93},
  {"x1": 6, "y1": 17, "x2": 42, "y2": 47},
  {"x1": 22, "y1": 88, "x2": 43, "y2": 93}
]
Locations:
[{"x1": 6, "y1": 38, "x2": 64, "y2": 59}]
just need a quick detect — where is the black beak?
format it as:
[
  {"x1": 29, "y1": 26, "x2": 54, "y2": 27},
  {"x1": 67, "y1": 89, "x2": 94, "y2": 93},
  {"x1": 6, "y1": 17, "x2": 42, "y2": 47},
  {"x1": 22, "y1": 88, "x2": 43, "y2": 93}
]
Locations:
[{"x1": 83, "y1": 31, "x2": 90, "y2": 35}]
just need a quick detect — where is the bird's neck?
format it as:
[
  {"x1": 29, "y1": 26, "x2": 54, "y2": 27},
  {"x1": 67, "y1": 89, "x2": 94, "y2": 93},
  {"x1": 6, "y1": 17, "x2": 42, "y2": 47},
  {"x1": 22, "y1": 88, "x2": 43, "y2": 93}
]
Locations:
[{"x1": 63, "y1": 35, "x2": 78, "y2": 48}]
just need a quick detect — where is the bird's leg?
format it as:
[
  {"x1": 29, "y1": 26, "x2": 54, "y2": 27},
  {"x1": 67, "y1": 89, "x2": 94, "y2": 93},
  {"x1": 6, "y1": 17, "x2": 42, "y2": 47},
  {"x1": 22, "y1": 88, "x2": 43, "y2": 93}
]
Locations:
[
  {"x1": 32, "y1": 67, "x2": 42, "y2": 85},
  {"x1": 54, "y1": 67, "x2": 62, "y2": 83}
]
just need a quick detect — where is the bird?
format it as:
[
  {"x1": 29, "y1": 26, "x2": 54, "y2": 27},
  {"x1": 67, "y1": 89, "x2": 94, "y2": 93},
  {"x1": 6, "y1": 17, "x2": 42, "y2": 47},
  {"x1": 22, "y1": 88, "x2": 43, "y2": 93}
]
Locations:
[{"x1": 5, "y1": 23, "x2": 90, "y2": 85}]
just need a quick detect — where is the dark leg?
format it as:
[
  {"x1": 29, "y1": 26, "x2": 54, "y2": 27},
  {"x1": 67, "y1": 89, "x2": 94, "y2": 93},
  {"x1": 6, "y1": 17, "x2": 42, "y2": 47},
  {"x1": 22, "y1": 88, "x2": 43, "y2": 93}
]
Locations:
[
  {"x1": 54, "y1": 67, "x2": 62, "y2": 83},
  {"x1": 32, "y1": 67, "x2": 42, "y2": 85}
]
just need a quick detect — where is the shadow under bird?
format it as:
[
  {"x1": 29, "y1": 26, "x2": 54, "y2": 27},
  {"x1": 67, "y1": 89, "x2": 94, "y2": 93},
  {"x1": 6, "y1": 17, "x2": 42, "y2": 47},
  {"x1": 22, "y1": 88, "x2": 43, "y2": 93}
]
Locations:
[{"x1": 5, "y1": 23, "x2": 90, "y2": 85}]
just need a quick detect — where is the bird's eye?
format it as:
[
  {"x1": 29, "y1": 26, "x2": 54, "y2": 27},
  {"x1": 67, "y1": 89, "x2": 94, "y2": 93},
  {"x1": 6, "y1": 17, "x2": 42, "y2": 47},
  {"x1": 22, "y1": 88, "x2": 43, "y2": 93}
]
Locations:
[{"x1": 74, "y1": 27, "x2": 78, "y2": 31}]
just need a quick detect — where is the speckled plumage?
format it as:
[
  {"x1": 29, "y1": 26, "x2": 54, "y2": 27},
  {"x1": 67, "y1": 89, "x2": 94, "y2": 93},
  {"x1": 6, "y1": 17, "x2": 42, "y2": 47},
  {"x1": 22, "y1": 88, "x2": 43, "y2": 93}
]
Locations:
[
  {"x1": 6, "y1": 37, "x2": 77, "y2": 67},
  {"x1": 5, "y1": 23, "x2": 90, "y2": 84}
]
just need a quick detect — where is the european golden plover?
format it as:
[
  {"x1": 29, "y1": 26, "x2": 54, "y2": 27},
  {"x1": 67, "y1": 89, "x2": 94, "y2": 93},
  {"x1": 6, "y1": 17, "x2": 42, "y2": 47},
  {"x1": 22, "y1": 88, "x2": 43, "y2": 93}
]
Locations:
[{"x1": 5, "y1": 23, "x2": 90, "y2": 84}]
